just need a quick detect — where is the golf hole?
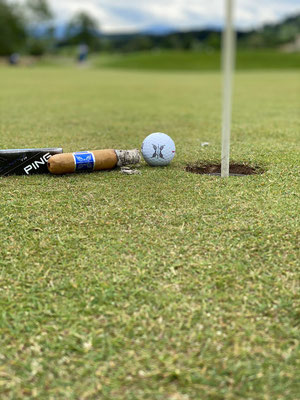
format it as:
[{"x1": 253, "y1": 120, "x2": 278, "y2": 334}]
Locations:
[{"x1": 185, "y1": 163, "x2": 264, "y2": 176}]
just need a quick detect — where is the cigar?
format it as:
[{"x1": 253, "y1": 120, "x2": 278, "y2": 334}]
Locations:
[{"x1": 47, "y1": 149, "x2": 141, "y2": 175}]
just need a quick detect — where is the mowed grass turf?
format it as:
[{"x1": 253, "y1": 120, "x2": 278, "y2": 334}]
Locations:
[
  {"x1": 95, "y1": 50, "x2": 300, "y2": 71},
  {"x1": 0, "y1": 66, "x2": 299, "y2": 400}
]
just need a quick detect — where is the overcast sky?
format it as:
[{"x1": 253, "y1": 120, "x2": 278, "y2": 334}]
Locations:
[{"x1": 23, "y1": 0, "x2": 300, "y2": 32}]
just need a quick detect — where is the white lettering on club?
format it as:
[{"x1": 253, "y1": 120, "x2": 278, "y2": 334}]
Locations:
[{"x1": 24, "y1": 153, "x2": 51, "y2": 175}]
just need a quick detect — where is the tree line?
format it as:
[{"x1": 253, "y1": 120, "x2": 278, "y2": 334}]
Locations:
[
  {"x1": 0, "y1": 0, "x2": 100, "y2": 56},
  {"x1": 0, "y1": 0, "x2": 299, "y2": 56}
]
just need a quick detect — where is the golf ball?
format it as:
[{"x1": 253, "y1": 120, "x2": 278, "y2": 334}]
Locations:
[{"x1": 141, "y1": 132, "x2": 176, "y2": 166}]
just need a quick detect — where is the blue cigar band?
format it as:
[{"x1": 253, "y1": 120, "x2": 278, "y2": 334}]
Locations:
[{"x1": 73, "y1": 151, "x2": 95, "y2": 171}]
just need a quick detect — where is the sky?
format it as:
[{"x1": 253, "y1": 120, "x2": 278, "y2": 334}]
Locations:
[{"x1": 21, "y1": 0, "x2": 300, "y2": 33}]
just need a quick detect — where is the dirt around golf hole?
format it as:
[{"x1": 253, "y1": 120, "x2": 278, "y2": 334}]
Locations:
[{"x1": 185, "y1": 163, "x2": 264, "y2": 176}]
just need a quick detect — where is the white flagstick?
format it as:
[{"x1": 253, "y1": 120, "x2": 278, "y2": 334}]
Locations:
[{"x1": 221, "y1": 0, "x2": 236, "y2": 177}]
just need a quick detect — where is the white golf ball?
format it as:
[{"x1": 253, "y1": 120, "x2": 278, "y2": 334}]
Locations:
[{"x1": 141, "y1": 132, "x2": 176, "y2": 166}]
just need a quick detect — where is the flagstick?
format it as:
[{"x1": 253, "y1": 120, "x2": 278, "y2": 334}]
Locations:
[{"x1": 221, "y1": 0, "x2": 236, "y2": 177}]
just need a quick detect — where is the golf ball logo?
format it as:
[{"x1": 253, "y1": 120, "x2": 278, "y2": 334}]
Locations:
[
  {"x1": 152, "y1": 144, "x2": 165, "y2": 160},
  {"x1": 142, "y1": 133, "x2": 175, "y2": 166}
]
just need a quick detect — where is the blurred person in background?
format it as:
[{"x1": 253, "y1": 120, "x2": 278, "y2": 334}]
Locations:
[
  {"x1": 8, "y1": 52, "x2": 20, "y2": 65},
  {"x1": 77, "y1": 42, "x2": 89, "y2": 64}
]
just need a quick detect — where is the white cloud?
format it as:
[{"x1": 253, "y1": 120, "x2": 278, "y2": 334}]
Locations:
[{"x1": 17, "y1": 0, "x2": 300, "y2": 32}]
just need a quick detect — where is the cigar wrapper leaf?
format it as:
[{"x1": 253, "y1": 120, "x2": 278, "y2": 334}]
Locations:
[{"x1": 48, "y1": 149, "x2": 141, "y2": 175}]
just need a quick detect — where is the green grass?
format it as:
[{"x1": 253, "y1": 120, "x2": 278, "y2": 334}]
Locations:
[
  {"x1": 0, "y1": 66, "x2": 299, "y2": 400},
  {"x1": 94, "y1": 50, "x2": 300, "y2": 71}
]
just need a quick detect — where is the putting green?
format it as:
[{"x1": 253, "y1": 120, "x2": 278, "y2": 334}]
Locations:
[{"x1": 0, "y1": 66, "x2": 299, "y2": 399}]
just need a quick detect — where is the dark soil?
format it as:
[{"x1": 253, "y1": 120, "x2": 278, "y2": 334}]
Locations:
[{"x1": 185, "y1": 163, "x2": 264, "y2": 176}]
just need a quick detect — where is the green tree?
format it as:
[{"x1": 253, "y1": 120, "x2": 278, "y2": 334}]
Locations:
[
  {"x1": 206, "y1": 32, "x2": 221, "y2": 50},
  {"x1": 123, "y1": 36, "x2": 154, "y2": 52},
  {"x1": 182, "y1": 33, "x2": 194, "y2": 50},
  {"x1": 0, "y1": 0, "x2": 27, "y2": 55},
  {"x1": 25, "y1": 0, "x2": 54, "y2": 55},
  {"x1": 26, "y1": 0, "x2": 52, "y2": 22},
  {"x1": 162, "y1": 34, "x2": 183, "y2": 50},
  {"x1": 66, "y1": 11, "x2": 100, "y2": 49}
]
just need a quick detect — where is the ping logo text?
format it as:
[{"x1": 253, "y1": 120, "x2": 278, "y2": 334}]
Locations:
[{"x1": 24, "y1": 153, "x2": 51, "y2": 175}]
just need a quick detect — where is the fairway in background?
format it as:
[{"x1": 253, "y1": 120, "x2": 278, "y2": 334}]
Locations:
[{"x1": 94, "y1": 50, "x2": 300, "y2": 71}]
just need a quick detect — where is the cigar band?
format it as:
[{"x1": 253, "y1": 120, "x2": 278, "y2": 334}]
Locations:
[{"x1": 73, "y1": 151, "x2": 95, "y2": 172}]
